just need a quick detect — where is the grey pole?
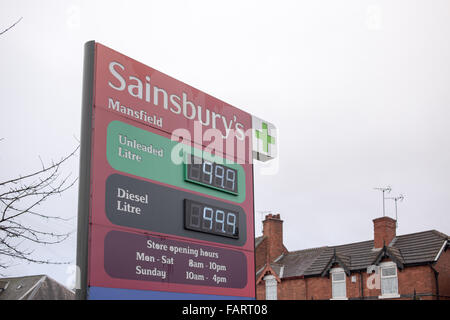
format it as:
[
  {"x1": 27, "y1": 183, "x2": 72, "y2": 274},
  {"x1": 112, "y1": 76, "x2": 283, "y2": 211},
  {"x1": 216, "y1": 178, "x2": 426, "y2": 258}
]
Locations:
[
  {"x1": 386, "y1": 194, "x2": 404, "y2": 229},
  {"x1": 374, "y1": 186, "x2": 392, "y2": 218},
  {"x1": 75, "y1": 40, "x2": 96, "y2": 300}
]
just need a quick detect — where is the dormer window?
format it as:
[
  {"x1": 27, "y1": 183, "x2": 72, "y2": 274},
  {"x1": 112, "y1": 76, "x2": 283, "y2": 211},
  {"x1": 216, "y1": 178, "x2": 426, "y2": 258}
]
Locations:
[
  {"x1": 331, "y1": 267, "x2": 347, "y2": 300},
  {"x1": 264, "y1": 275, "x2": 277, "y2": 300},
  {"x1": 379, "y1": 262, "x2": 400, "y2": 299}
]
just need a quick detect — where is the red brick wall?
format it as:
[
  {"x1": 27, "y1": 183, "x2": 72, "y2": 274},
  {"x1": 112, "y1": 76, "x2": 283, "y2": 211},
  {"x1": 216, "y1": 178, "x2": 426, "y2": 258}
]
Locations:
[
  {"x1": 278, "y1": 278, "x2": 306, "y2": 300},
  {"x1": 255, "y1": 238, "x2": 268, "y2": 272},
  {"x1": 256, "y1": 281, "x2": 265, "y2": 300},
  {"x1": 398, "y1": 265, "x2": 435, "y2": 299},
  {"x1": 435, "y1": 249, "x2": 450, "y2": 299},
  {"x1": 257, "y1": 278, "x2": 306, "y2": 300},
  {"x1": 304, "y1": 271, "x2": 363, "y2": 300},
  {"x1": 305, "y1": 276, "x2": 331, "y2": 300},
  {"x1": 260, "y1": 273, "x2": 363, "y2": 300},
  {"x1": 346, "y1": 273, "x2": 363, "y2": 298},
  {"x1": 257, "y1": 261, "x2": 446, "y2": 300}
]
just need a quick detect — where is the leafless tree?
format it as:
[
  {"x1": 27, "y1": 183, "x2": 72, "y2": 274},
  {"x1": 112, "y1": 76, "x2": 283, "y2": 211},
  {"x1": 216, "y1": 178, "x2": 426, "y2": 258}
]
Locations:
[
  {"x1": 1, "y1": 16, "x2": 79, "y2": 273},
  {"x1": 0, "y1": 145, "x2": 79, "y2": 271}
]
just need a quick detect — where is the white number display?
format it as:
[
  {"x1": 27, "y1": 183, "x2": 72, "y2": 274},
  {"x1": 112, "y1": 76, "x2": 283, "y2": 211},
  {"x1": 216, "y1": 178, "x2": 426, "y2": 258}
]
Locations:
[
  {"x1": 225, "y1": 169, "x2": 235, "y2": 192},
  {"x1": 202, "y1": 207, "x2": 214, "y2": 230},
  {"x1": 187, "y1": 155, "x2": 238, "y2": 194},
  {"x1": 226, "y1": 213, "x2": 237, "y2": 235},
  {"x1": 185, "y1": 200, "x2": 239, "y2": 238},
  {"x1": 202, "y1": 161, "x2": 213, "y2": 184},
  {"x1": 214, "y1": 165, "x2": 225, "y2": 188},
  {"x1": 215, "y1": 210, "x2": 225, "y2": 233}
]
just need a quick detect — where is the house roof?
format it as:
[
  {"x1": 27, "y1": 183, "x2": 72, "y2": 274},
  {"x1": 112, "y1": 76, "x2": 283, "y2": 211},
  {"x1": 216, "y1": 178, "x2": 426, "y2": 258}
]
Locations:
[
  {"x1": 257, "y1": 229, "x2": 448, "y2": 281},
  {"x1": 255, "y1": 235, "x2": 266, "y2": 248},
  {"x1": 275, "y1": 247, "x2": 327, "y2": 279},
  {"x1": 0, "y1": 275, "x2": 75, "y2": 300},
  {"x1": 391, "y1": 230, "x2": 448, "y2": 265}
]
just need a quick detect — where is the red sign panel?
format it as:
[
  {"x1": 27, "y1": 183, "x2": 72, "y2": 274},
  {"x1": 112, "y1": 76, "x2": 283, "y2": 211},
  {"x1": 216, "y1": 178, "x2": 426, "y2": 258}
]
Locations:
[{"x1": 78, "y1": 42, "x2": 255, "y2": 299}]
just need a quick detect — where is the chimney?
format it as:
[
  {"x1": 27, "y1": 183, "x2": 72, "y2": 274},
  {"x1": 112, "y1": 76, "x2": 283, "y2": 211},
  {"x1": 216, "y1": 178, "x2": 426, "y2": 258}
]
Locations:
[
  {"x1": 373, "y1": 216, "x2": 397, "y2": 249},
  {"x1": 262, "y1": 214, "x2": 285, "y2": 262}
]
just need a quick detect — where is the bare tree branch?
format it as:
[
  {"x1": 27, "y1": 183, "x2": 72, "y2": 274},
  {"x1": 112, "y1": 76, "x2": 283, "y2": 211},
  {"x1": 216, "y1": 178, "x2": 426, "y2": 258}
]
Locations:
[
  {"x1": 0, "y1": 17, "x2": 23, "y2": 36},
  {"x1": 0, "y1": 145, "x2": 79, "y2": 187},
  {"x1": 0, "y1": 144, "x2": 79, "y2": 269}
]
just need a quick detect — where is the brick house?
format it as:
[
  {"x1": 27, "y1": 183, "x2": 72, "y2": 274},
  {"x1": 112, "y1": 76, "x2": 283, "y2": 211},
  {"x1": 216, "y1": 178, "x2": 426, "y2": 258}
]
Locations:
[{"x1": 255, "y1": 214, "x2": 450, "y2": 300}]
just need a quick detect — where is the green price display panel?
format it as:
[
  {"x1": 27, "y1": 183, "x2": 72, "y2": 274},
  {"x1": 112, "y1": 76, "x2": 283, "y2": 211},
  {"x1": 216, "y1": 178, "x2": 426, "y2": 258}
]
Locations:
[{"x1": 106, "y1": 120, "x2": 246, "y2": 203}]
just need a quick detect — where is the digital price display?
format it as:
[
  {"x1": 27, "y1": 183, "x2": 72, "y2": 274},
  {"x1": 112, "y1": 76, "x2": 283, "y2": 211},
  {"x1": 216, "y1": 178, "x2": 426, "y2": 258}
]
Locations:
[
  {"x1": 186, "y1": 154, "x2": 238, "y2": 195},
  {"x1": 184, "y1": 199, "x2": 239, "y2": 239}
]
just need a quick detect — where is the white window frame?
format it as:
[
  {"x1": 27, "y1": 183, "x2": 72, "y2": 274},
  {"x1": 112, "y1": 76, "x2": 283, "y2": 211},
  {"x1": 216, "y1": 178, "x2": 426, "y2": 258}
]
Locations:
[
  {"x1": 378, "y1": 261, "x2": 400, "y2": 299},
  {"x1": 330, "y1": 267, "x2": 348, "y2": 300},
  {"x1": 264, "y1": 275, "x2": 277, "y2": 300}
]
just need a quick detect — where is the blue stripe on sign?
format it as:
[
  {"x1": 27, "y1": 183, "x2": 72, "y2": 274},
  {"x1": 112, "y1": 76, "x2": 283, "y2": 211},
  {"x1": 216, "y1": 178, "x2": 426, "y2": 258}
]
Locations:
[{"x1": 88, "y1": 286, "x2": 254, "y2": 300}]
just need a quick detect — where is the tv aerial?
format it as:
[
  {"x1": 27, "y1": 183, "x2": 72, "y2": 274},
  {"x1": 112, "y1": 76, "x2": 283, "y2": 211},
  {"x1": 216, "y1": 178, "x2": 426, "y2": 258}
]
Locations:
[
  {"x1": 256, "y1": 210, "x2": 273, "y2": 233},
  {"x1": 373, "y1": 186, "x2": 392, "y2": 217},
  {"x1": 386, "y1": 194, "x2": 405, "y2": 228}
]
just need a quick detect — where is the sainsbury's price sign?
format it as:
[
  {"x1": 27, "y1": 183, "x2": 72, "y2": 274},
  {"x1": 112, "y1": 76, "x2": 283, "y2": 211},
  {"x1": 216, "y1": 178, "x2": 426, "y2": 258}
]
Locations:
[{"x1": 76, "y1": 42, "x2": 273, "y2": 300}]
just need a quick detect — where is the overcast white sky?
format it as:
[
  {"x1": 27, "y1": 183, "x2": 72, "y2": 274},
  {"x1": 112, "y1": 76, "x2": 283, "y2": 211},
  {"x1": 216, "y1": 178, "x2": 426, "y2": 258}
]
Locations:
[{"x1": 1, "y1": 0, "x2": 449, "y2": 288}]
